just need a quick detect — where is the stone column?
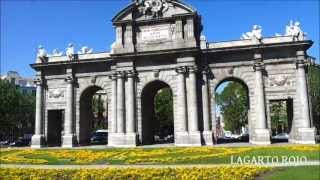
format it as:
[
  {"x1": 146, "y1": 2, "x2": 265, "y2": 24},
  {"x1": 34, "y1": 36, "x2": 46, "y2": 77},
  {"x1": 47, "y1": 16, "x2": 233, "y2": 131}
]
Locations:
[
  {"x1": 175, "y1": 67, "x2": 190, "y2": 146},
  {"x1": 254, "y1": 63, "x2": 267, "y2": 129},
  {"x1": 297, "y1": 60, "x2": 311, "y2": 128},
  {"x1": 252, "y1": 61, "x2": 270, "y2": 145},
  {"x1": 176, "y1": 67, "x2": 188, "y2": 132},
  {"x1": 186, "y1": 66, "x2": 201, "y2": 145},
  {"x1": 188, "y1": 67, "x2": 199, "y2": 132},
  {"x1": 109, "y1": 74, "x2": 117, "y2": 133},
  {"x1": 62, "y1": 76, "x2": 76, "y2": 148},
  {"x1": 202, "y1": 69, "x2": 213, "y2": 145},
  {"x1": 117, "y1": 72, "x2": 125, "y2": 133},
  {"x1": 31, "y1": 77, "x2": 45, "y2": 148},
  {"x1": 126, "y1": 71, "x2": 136, "y2": 133},
  {"x1": 295, "y1": 50, "x2": 315, "y2": 144}
]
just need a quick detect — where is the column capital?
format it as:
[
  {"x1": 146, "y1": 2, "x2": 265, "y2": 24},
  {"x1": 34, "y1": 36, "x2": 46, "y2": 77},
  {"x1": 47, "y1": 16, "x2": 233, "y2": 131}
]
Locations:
[
  {"x1": 296, "y1": 59, "x2": 307, "y2": 69},
  {"x1": 108, "y1": 73, "x2": 118, "y2": 80},
  {"x1": 202, "y1": 67, "x2": 211, "y2": 75},
  {"x1": 253, "y1": 62, "x2": 265, "y2": 71},
  {"x1": 126, "y1": 70, "x2": 137, "y2": 78},
  {"x1": 34, "y1": 77, "x2": 45, "y2": 86},
  {"x1": 188, "y1": 66, "x2": 198, "y2": 73},
  {"x1": 176, "y1": 66, "x2": 188, "y2": 74},
  {"x1": 65, "y1": 76, "x2": 75, "y2": 84},
  {"x1": 116, "y1": 71, "x2": 126, "y2": 79}
]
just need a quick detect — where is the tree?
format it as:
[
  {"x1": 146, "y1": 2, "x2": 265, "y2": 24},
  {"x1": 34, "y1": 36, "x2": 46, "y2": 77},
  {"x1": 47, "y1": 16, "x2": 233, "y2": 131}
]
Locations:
[
  {"x1": 91, "y1": 95, "x2": 107, "y2": 130},
  {"x1": 216, "y1": 82, "x2": 248, "y2": 133},
  {"x1": 154, "y1": 88, "x2": 174, "y2": 136},
  {"x1": 308, "y1": 64, "x2": 320, "y2": 134},
  {"x1": 0, "y1": 80, "x2": 35, "y2": 140},
  {"x1": 270, "y1": 101, "x2": 288, "y2": 135}
]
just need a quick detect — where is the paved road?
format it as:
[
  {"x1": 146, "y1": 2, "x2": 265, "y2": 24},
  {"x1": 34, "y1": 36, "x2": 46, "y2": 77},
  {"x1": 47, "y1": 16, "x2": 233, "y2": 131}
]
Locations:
[{"x1": 1, "y1": 161, "x2": 320, "y2": 169}]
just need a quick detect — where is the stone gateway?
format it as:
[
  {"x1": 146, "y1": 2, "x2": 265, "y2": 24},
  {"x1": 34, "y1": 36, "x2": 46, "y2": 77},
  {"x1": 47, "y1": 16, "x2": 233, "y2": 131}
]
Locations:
[{"x1": 31, "y1": 0, "x2": 316, "y2": 148}]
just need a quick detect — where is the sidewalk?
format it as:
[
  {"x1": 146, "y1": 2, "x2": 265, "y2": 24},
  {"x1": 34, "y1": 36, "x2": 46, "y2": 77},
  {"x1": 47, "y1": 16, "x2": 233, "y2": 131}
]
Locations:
[{"x1": 1, "y1": 161, "x2": 320, "y2": 169}]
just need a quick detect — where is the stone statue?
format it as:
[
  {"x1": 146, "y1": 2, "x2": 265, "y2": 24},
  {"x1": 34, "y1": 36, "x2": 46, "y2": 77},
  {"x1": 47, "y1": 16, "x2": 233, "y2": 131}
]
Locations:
[
  {"x1": 285, "y1": 20, "x2": 306, "y2": 41},
  {"x1": 138, "y1": 0, "x2": 169, "y2": 17},
  {"x1": 66, "y1": 43, "x2": 75, "y2": 60},
  {"x1": 50, "y1": 49, "x2": 63, "y2": 57},
  {"x1": 241, "y1": 25, "x2": 263, "y2": 42},
  {"x1": 110, "y1": 42, "x2": 116, "y2": 54},
  {"x1": 78, "y1": 46, "x2": 93, "y2": 55},
  {"x1": 37, "y1": 45, "x2": 47, "y2": 63}
]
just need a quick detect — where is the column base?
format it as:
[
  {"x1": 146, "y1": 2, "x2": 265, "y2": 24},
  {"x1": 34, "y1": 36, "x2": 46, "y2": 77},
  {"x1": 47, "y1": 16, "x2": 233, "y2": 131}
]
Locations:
[
  {"x1": 108, "y1": 133, "x2": 137, "y2": 147},
  {"x1": 202, "y1": 131, "x2": 213, "y2": 145},
  {"x1": 31, "y1": 134, "x2": 45, "y2": 148},
  {"x1": 62, "y1": 134, "x2": 77, "y2": 148},
  {"x1": 250, "y1": 129, "x2": 271, "y2": 145},
  {"x1": 291, "y1": 128, "x2": 316, "y2": 144},
  {"x1": 175, "y1": 131, "x2": 202, "y2": 146}
]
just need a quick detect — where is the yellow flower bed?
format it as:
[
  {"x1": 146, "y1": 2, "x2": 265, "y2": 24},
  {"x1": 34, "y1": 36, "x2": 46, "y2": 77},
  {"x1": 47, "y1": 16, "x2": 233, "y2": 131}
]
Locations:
[
  {"x1": 285, "y1": 145, "x2": 320, "y2": 152},
  {"x1": 0, "y1": 150, "x2": 48, "y2": 164},
  {"x1": 0, "y1": 145, "x2": 318, "y2": 165},
  {"x1": 0, "y1": 166, "x2": 271, "y2": 180}
]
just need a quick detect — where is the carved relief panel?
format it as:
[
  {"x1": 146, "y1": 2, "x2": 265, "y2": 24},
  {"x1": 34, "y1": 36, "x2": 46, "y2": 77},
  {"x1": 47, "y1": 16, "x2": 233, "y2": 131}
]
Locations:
[{"x1": 267, "y1": 74, "x2": 295, "y2": 87}]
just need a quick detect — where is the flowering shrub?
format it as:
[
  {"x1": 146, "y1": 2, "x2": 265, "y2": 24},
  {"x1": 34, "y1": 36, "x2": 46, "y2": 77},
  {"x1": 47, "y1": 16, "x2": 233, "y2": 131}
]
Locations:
[
  {"x1": 0, "y1": 145, "x2": 318, "y2": 165},
  {"x1": 0, "y1": 166, "x2": 271, "y2": 180}
]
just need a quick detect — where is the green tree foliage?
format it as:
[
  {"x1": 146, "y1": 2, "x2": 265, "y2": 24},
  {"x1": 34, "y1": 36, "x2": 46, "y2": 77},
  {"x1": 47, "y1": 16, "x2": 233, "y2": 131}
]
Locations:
[
  {"x1": 216, "y1": 81, "x2": 248, "y2": 133},
  {"x1": 91, "y1": 95, "x2": 107, "y2": 130},
  {"x1": 270, "y1": 101, "x2": 288, "y2": 135},
  {"x1": 308, "y1": 64, "x2": 320, "y2": 134},
  {"x1": 154, "y1": 88, "x2": 174, "y2": 136},
  {"x1": 0, "y1": 80, "x2": 35, "y2": 140}
]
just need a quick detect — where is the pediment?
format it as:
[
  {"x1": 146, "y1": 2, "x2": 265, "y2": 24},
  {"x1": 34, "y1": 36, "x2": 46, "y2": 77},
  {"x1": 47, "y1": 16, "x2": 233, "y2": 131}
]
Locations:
[{"x1": 112, "y1": 0, "x2": 196, "y2": 23}]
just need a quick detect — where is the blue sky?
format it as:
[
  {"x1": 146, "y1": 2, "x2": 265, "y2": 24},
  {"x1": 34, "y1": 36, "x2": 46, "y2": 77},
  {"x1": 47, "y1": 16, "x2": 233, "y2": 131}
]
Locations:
[{"x1": 1, "y1": 0, "x2": 319, "y2": 78}]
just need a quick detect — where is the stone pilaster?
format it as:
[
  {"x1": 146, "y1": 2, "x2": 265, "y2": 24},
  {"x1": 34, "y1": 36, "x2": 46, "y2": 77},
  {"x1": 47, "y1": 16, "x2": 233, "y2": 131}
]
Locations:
[
  {"x1": 31, "y1": 77, "x2": 45, "y2": 148},
  {"x1": 294, "y1": 51, "x2": 316, "y2": 144},
  {"x1": 175, "y1": 19, "x2": 183, "y2": 40},
  {"x1": 252, "y1": 61, "x2": 271, "y2": 145},
  {"x1": 202, "y1": 69, "x2": 213, "y2": 145},
  {"x1": 62, "y1": 75, "x2": 77, "y2": 148}
]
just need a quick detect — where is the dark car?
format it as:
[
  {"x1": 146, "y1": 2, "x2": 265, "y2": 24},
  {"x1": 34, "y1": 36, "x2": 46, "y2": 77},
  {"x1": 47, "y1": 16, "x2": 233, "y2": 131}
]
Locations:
[
  {"x1": 90, "y1": 132, "x2": 108, "y2": 144},
  {"x1": 237, "y1": 134, "x2": 249, "y2": 142},
  {"x1": 9, "y1": 138, "x2": 31, "y2": 147}
]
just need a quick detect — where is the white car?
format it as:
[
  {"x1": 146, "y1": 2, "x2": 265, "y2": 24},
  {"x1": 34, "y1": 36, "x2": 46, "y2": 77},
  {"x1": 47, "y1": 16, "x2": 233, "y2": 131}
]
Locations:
[{"x1": 272, "y1": 133, "x2": 289, "y2": 140}]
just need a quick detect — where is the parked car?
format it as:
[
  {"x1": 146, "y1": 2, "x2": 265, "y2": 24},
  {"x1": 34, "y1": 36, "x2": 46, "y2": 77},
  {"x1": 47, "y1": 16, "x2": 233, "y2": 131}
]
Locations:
[
  {"x1": 90, "y1": 130, "x2": 108, "y2": 144},
  {"x1": 9, "y1": 138, "x2": 31, "y2": 147},
  {"x1": 272, "y1": 133, "x2": 289, "y2": 142},
  {"x1": 237, "y1": 133, "x2": 249, "y2": 142}
]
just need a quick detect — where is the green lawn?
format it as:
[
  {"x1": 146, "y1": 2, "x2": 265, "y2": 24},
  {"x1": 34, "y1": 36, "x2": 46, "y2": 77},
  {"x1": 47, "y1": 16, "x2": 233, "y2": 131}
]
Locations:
[
  {"x1": 261, "y1": 166, "x2": 320, "y2": 180},
  {"x1": 0, "y1": 145, "x2": 319, "y2": 165}
]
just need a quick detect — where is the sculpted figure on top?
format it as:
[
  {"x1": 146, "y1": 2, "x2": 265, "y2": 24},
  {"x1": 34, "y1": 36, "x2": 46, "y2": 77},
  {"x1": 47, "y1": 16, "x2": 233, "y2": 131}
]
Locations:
[
  {"x1": 66, "y1": 43, "x2": 75, "y2": 60},
  {"x1": 241, "y1": 25, "x2": 263, "y2": 42},
  {"x1": 135, "y1": 0, "x2": 170, "y2": 17},
  {"x1": 37, "y1": 45, "x2": 48, "y2": 63},
  {"x1": 285, "y1": 20, "x2": 306, "y2": 41}
]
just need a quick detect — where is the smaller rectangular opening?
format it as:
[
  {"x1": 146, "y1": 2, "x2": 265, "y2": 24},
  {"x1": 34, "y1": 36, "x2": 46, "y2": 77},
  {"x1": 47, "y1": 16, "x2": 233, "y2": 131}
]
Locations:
[
  {"x1": 270, "y1": 99, "x2": 293, "y2": 143},
  {"x1": 47, "y1": 110, "x2": 64, "y2": 147}
]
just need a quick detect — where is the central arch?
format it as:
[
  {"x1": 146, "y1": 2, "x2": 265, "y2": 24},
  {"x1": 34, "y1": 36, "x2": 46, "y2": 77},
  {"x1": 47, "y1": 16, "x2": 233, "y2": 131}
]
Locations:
[
  {"x1": 214, "y1": 77, "x2": 251, "y2": 143},
  {"x1": 141, "y1": 80, "x2": 174, "y2": 145}
]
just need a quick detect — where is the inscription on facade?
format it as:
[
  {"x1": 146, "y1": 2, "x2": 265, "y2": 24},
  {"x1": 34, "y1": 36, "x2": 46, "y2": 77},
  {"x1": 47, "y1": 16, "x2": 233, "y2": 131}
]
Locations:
[{"x1": 141, "y1": 25, "x2": 170, "y2": 42}]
